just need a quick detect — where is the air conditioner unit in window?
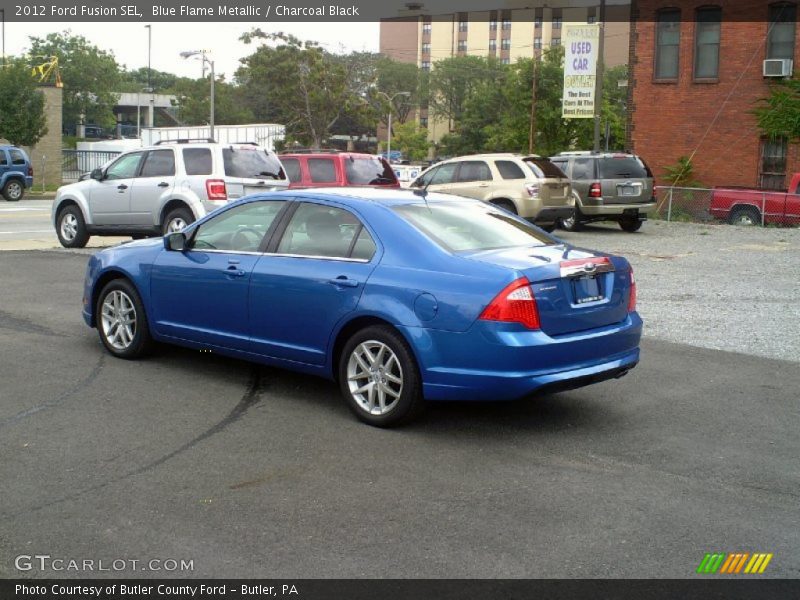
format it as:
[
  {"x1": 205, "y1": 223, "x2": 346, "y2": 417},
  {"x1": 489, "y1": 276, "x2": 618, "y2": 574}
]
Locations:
[{"x1": 763, "y1": 58, "x2": 793, "y2": 77}]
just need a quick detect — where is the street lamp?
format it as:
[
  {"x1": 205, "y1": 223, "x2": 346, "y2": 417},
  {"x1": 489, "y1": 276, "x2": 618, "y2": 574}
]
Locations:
[
  {"x1": 376, "y1": 91, "x2": 411, "y2": 162},
  {"x1": 1, "y1": 9, "x2": 5, "y2": 68},
  {"x1": 180, "y1": 50, "x2": 215, "y2": 140}
]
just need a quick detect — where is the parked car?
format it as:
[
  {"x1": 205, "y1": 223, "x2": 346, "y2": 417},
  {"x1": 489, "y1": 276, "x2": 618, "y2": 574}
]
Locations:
[
  {"x1": 279, "y1": 151, "x2": 400, "y2": 189},
  {"x1": 52, "y1": 140, "x2": 289, "y2": 248},
  {"x1": 408, "y1": 154, "x2": 573, "y2": 232},
  {"x1": 0, "y1": 145, "x2": 34, "y2": 201},
  {"x1": 82, "y1": 188, "x2": 641, "y2": 427},
  {"x1": 710, "y1": 173, "x2": 800, "y2": 226},
  {"x1": 549, "y1": 152, "x2": 656, "y2": 232}
]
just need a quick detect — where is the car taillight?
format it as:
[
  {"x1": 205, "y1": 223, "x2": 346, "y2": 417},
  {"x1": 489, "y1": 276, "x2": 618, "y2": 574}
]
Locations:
[
  {"x1": 628, "y1": 268, "x2": 637, "y2": 313},
  {"x1": 28, "y1": 165, "x2": 33, "y2": 177},
  {"x1": 589, "y1": 182, "x2": 602, "y2": 198},
  {"x1": 479, "y1": 277, "x2": 540, "y2": 330},
  {"x1": 206, "y1": 179, "x2": 227, "y2": 200},
  {"x1": 524, "y1": 184, "x2": 540, "y2": 198}
]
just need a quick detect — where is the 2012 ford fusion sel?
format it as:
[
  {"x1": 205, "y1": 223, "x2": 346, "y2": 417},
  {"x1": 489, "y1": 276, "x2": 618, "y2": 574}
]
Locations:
[{"x1": 82, "y1": 188, "x2": 641, "y2": 427}]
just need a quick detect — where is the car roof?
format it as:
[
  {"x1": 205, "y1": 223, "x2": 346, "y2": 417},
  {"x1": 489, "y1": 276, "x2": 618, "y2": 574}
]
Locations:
[
  {"x1": 440, "y1": 153, "x2": 543, "y2": 161},
  {"x1": 260, "y1": 186, "x2": 478, "y2": 208},
  {"x1": 279, "y1": 151, "x2": 383, "y2": 159},
  {"x1": 553, "y1": 151, "x2": 639, "y2": 158}
]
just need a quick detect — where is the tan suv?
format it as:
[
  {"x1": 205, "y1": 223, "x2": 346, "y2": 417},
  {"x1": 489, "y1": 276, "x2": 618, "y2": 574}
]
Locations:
[{"x1": 409, "y1": 153, "x2": 573, "y2": 231}]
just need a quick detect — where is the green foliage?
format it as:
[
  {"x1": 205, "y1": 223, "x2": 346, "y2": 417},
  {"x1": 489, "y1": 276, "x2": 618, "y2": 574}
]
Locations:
[
  {"x1": 663, "y1": 156, "x2": 704, "y2": 187},
  {"x1": 372, "y1": 58, "x2": 422, "y2": 125},
  {"x1": 754, "y1": 76, "x2": 800, "y2": 141},
  {"x1": 428, "y1": 55, "x2": 503, "y2": 125},
  {"x1": 0, "y1": 59, "x2": 48, "y2": 146},
  {"x1": 119, "y1": 67, "x2": 180, "y2": 93},
  {"x1": 390, "y1": 121, "x2": 429, "y2": 161},
  {"x1": 28, "y1": 31, "x2": 121, "y2": 130},
  {"x1": 170, "y1": 76, "x2": 253, "y2": 126},
  {"x1": 236, "y1": 31, "x2": 378, "y2": 148}
]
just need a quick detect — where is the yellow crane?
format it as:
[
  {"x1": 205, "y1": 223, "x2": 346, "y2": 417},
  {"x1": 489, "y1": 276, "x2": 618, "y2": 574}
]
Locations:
[{"x1": 30, "y1": 55, "x2": 63, "y2": 87}]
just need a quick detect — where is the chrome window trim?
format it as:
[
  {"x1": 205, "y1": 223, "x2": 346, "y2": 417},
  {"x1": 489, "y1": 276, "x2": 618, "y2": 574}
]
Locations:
[{"x1": 186, "y1": 248, "x2": 371, "y2": 263}]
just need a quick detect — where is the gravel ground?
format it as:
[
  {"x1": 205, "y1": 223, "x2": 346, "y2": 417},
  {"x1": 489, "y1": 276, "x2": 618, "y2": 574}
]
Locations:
[{"x1": 558, "y1": 219, "x2": 800, "y2": 363}]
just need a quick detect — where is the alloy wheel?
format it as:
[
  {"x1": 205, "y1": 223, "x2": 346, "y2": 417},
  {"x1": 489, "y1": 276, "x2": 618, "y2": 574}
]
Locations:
[
  {"x1": 100, "y1": 290, "x2": 137, "y2": 351},
  {"x1": 346, "y1": 341, "x2": 404, "y2": 416}
]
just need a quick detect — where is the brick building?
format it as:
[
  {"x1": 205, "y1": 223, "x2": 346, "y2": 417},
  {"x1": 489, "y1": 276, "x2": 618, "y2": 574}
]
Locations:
[{"x1": 628, "y1": 0, "x2": 799, "y2": 189}]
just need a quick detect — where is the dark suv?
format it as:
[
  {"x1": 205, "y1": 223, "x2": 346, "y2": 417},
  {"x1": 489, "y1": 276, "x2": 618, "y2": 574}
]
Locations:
[
  {"x1": 0, "y1": 145, "x2": 34, "y2": 201},
  {"x1": 279, "y1": 151, "x2": 400, "y2": 189},
  {"x1": 549, "y1": 152, "x2": 655, "y2": 232}
]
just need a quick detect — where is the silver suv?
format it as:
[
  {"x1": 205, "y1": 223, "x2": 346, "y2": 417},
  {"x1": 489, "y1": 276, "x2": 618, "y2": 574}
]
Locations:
[
  {"x1": 52, "y1": 140, "x2": 288, "y2": 248},
  {"x1": 549, "y1": 152, "x2": 655, "y2": 232},
  {"x1": 409, "y1": 154, "x2": 573, "y2": 232}
]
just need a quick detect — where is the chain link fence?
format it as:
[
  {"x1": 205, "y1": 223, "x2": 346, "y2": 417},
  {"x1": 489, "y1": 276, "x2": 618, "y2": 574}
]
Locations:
[{"x1": 653, "y1": 186, "x2": 799, "y2": 227}]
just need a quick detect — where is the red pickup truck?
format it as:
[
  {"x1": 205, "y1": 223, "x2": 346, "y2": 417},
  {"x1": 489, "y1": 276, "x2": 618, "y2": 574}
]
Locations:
[{"x1": 710, "y1": 173, "x2": 800, "y2": 226}]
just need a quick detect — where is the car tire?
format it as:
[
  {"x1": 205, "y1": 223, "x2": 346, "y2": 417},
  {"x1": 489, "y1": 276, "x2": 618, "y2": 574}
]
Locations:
[
  {"x1": 619, "y1": 217, "x2": 643, "y2": 233},
  {"x1": 558, "y1": 210, "x2": 583, "y2": 232},
  {"x1": 728, "y1": 206, "x2": 760, "y2": 227},
  {"x1": 539, "y1": 223, "x2": 557, "y2": 233},
  {"x1": 56, "y1": 205, "x2": 90, "y2": 248},
  {"x1": 2, "y1": 180, "x2": 25, "y2": 201},
  {"x1": 492, "y1": 199, "x2": 517, "y2": 214},
  {"x1": 162, "y1": 207, "x2": 194, "y2": 235},
  {"x1": 96, "y1": 278, "x2": 153, "y2": 359},
  {"x1": 338, "y1": 325, "x2": 425, "y2": 427}
]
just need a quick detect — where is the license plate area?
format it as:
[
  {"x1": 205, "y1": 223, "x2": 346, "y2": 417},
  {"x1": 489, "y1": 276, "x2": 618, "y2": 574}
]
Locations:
[
  {"x1": 572, "y1": 275, "x2": 603, "y2": 304},
  {"x1": 618, "y1": 183, "x2": 642, "y2": 197}
]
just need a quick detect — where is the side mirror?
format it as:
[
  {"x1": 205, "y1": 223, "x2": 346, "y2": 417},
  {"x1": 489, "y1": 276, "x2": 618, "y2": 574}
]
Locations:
[
  {"x1": 90, "y1": 168, "x2": 104, "y2": 181},
  {"x1": 164, "y1": 232, "x2": 186, "y2": 251}
]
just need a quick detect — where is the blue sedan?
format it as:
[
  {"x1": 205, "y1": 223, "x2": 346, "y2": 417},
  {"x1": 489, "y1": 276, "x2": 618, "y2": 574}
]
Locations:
[{"x1": 82, "y1": 188, "x2": 641, "y2": 426}]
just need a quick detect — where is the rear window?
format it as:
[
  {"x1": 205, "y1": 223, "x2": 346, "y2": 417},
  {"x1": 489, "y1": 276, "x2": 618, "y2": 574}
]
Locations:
[
  {"x1": 9, "y1": 149, "x2": 27, "y2": 165},
  {"x1": 598, "y1": 156, "x2": 652, "y2": 179},
  {"x1": 308, "y1": 158, "x2": 337, "y2": 183},
  {"x1": 394, "y1": 202, "x2": 552, "y2": 253},
  {"x1": 495, "y1": 160, "x2": 526, "y2": 180},
  {"x1": 222, "y1": 147, "x2": 285, "y2": 180},
  {"x1": 281, "y1": 157, "x2": 302, "y2": 182},
  {"x1": 523, "y1": 157, "x2": 567, "y2": 179},
  {"x1": 345, "y1": 156, "x2": 397, "y2": 185},
  {"x1": 183, "y1": 148, "x2": 213, "y2": 175}
]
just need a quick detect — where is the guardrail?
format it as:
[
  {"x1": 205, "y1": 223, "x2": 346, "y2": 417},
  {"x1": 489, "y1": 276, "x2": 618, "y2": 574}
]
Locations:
[{"x1": 62, "y1": 150, "x2": 121, "y2": 182}]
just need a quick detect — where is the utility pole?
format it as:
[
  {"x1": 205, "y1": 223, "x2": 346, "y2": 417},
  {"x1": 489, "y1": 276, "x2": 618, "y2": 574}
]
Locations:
[
  {"x1": 593, "y1": 0, "x2": 606, "y2": 152},
  {"x1": 529, "y1": 56, "x2": 537, "y2": 155},
  {"x1": 1, "y1": 9, "x2": 5, "y2": 68}
]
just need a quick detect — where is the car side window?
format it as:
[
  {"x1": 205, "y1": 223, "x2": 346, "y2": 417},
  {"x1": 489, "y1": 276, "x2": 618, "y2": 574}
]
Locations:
[
  {"x1": 571, "y1": 158, "x2": 595, "y2": 180},
  {"x1": 190, "y1": 201, "x2": 284, "y2": 253},
  {"x1": 414, "y1": 166, "x2": 438, "y2": 187},
  {"x1": 139, "y1": 150, "x2": 175, "y2": 178},
  {"x1": 456, "y1": 161, "x2": 492, "y2": 183},
  {"x1": 105, "y1": 152, "x2": 143, "y2": 180},
  {"x1": 277, "y1": 203, "x2": 373, "y2": 260},
  {"x1": 0, "y1": 151, "x2": 7, "y2": 166},
  {"x1": 308, "y1": 158, "x2": 337, "y2": 183},
  {"x1": 281, "y1": 158, "x2": 302, "y2": 182},
  {"x1": 495, "y1": 160, "x2": 526, "y2": 179},
  {"x1": 431, "y1": 163, "x2": 457, "y2": 185},
  {"x1": 182, "y1": 148, "x2": 213, "y2": 175},
  {"x1": 9, "y1": 149, "x2": 26, "y2": 165}
]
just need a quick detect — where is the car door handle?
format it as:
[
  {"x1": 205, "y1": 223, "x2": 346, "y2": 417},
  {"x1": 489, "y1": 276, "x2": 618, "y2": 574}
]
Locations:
[
  {"x1": 225, "y1": 265, "x2": 246, "y2": 278},
  {"x1": 157, "y1": 182, "x2": 169, "y2": 188},
  {"x1": 478, "y1": 183, "x2": 489, "y2": 188},
  {"x1": 117, "y1": 184, "x2": 128, "y2": 191},
  {"x1": 327, "y1": 276, "x2": 359, "y2": 288}
]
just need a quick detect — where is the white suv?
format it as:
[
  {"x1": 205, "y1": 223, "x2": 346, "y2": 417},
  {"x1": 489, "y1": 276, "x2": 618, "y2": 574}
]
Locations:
[{"x1": 52, "y1": 140, "x2": 289, "y2": 248}]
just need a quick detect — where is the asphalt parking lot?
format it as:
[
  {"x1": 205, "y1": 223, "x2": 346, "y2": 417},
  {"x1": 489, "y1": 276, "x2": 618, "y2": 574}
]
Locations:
[{"x1": 0, "y1": 213, "x2": 798, "y2": 579}]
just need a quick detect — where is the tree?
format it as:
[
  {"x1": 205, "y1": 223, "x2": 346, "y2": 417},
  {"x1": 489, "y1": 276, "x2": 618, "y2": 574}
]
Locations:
[
  {"x1": 28, "y1": 31, "x2": 121, "y2": 130},
  {"x1": 373, "y1": 58, "x2": 421, "y2": 126},
  {"x1": 171, "y1": 76, "x2": 253, "y2": 126},
  {"x1": 0, "y1": 59, "x2": 48, "y2": 146},
  {"x1": 754, "y1": 77, "x2": 800, "y2": 141},
  {"x1": 390, "y1": 121, "x2": 429, "y2": 161},
  {"x1": 428, "y1": 55, "x2": 503, "y2": 126},
  {"x1": 236, "y1": 31, "x2": 371, "y2": 148}
]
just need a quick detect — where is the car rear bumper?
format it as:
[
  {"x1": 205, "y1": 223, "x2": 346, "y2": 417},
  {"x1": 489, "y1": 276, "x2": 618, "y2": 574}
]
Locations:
[
  {"x1": 580, "y1": 202, "x2": 656, "y2": 216},
  {"x1": 400, "y1": 313, "x2": 643, "y2": 401},
  {"x1": 530, "y1": 206, "x2": 575, "y2": 223}
]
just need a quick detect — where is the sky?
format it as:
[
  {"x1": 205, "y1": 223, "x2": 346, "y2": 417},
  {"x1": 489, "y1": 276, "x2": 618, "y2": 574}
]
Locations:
[{"x1": 3, "y1": 22, "x2": 381, "y2": 80}]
